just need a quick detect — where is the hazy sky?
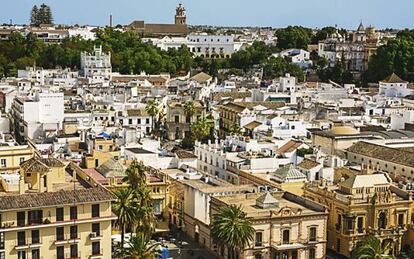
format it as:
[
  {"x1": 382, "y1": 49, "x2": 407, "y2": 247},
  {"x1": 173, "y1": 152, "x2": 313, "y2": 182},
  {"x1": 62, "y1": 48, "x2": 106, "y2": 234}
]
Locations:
[{"x1": 1, "y1": 0, "x2": 413, "y2": 29}]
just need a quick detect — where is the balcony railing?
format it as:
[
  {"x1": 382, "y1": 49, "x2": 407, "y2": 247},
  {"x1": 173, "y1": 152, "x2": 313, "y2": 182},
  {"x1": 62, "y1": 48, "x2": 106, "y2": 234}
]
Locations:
[
  {"x1": 53, "y1": 234, "x2": 81, "y2": 245},
  {"x1": 90, "y1": 249, "x2": 104, "y2": 258}
]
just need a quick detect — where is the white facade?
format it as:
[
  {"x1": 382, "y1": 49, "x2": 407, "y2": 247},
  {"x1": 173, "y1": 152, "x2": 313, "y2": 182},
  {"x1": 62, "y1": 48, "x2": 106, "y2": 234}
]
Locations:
[
  {"x1": 273, "y1": 49, "x2": 312, "y2": 69},
  {"x1": 80, "y1": 46, "x2": 112, "y2": 82},
  {"x1": 17, "y1": 67, "x2": 78, "y2": 87},
  {"x1": 379, "y1": 81, "x2": 411, "y2": 98},
  {"x1": 68, "y1": 26, "x2": 97, "y2": 41},
  {"x1": 147, "y1": 34, "x2": 236, "y2": 58}
]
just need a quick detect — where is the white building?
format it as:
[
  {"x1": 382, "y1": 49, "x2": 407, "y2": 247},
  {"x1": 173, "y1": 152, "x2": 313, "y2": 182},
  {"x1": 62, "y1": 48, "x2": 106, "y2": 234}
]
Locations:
[
  {"x1": 272, "y1": 49, "x2": 312, "y2": 69},
  {"x1": 146, "y1": 34, "x2": 237, "y2": 58},
  {"x1": 10, "y1": 92, "x2": 64, "y2": 142},
  {"x1": 80, "y1": 46, "x2": 112, "y2": 82},
  {"x1": 378, "y1": 73, "x2": 411, "y2": 98},
  {"x1": 68, "y1": 26, "x2": 97, "y2": 41},
  {"x1": 17, "y1": 67, "x2": 78, "y2": 87}
]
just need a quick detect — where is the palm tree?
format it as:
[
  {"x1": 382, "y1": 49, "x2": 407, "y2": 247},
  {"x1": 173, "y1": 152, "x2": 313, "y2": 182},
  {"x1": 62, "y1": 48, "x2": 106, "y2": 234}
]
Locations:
[
  {"x1": 113, "y1": 188, "x2": 137, "y2": 248},
  {"x1": 191, "y1": 116, "x2": 215, "y2": 143},
  {"x1": 183, "y1": 100, "x2": 196, "y2": 124},
  {"x1": 145, "y1": 100, "x2": 159, "y2": 135},
  {"x1": 123, "y1": 232, "x2": 159, "y2": 259},
  {"x1": 229, "y1": 124, "x2": 242, "y2": 136},
  {"x1": 123, "y1": 161, "x2": 147, "y2": 189},
  {"x1": 211, "y1": 204, "x2": 255, "y2": 259},
  {"x1": 351, "y1": 236, "x2": 394, "y2": 259}
]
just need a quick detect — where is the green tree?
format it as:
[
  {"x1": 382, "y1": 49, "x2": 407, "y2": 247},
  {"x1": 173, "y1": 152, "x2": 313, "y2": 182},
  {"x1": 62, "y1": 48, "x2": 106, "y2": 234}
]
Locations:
[
  {"x1": 145, "y1": 100, "x2": 159, "y2": 136},
  {"x1": 228, "y1": 124, "x2": 242, "y2": 135},
  {"x1": 30, "y1": 4, "x2": 53, "y2": 26},
  {"x1": 365, "y1": 38, "x2": 414, "y2": 83},
  {"x1": 211, "y1": 204, "x2": 255, "y2": 259},
  {"x1": 191, "y1": 115, "x2": 215, "y2": 143},
  {"x1": 276, "y1": 26, "x2": 312, "y2": 50},
  {"x1": 123, "y1": 161, "x2": 147, "y2": 189},
  {"x1": 30, "y1": 5, "x2": 39, "y2": 26},
  {"x1": 311, "y1": 26, "x2": 337, "y2": 44},
  {"x1": 113, "y1": 188, "x2": 137, "y2": 248},
  {"x1": 183, "y1": 100, "x2": 196, "y2": 124},
  {"x1": 123, "y1": 232, "x2": 159, "y2": 259},
  {"x1": 351, "y1": 236, "x2": 394, "y2": 259},
  {"x1": 263, "y1": 56, "x2": 304, "y2": 81}
]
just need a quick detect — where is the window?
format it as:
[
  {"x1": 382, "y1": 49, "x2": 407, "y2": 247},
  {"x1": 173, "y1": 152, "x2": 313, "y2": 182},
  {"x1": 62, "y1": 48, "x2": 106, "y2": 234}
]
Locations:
[
  {"x1": 28, "y1": 210, "x2": 43, "y2": 225},
  {"x1": 70, "y1": 206, "x2": 77, "y2": 220},
  {"x1": 31, "y1": 230, "x2": 40, "y2": 244},
  {"x1": 70, "y1": 225, "x2": 78, "y2": 239},
  {"x1": 20, "y1": 157, "x2": 25, "y2": 164},
  {"x1": 137, "y1": 118, "x2": 141, "y2": 124},
  {"x1": 17, "y1": 211, "x2": 25, "y2": 227},
  {"x1": 282, "y1": 229, "x2": 290, "y2": 244},
  {"x1": 357, "y1": 217, "x2": 364, "y2": 233},
  {"x1": 0, "y1": 159, "x2": 6, "y2": 167},
  {"x1": 17, "y1": 251, "x2": 26, "y2": 259},
  {"x1": 378, "y1": 212, "x2": 387, "y2": 229},
  {"x1": 292, "y1": 251, "x2": 298, "y2": 259},
  {"x1": 70, "y1": 244, "x2": 78, "y2": 258},
  {"x1": 398, "y1": 213, "x2": 404, "y2": 226},
  {"x1": 56, "y1": 227, "x2": 64, "y2": 241},
  {"x1": 174, "y1": 115, "x2": 179, "y2": 123},
  {"x1": 92, "y1": 223, "x2": 100, "y2": 236},
  {"x1": 146, "y1": 118, "x2": 150, "y2": 124},
  {"x1": 255, "y1": 232, "x2": 262, "y2": 247},
  {"x1": 309, "y1": 227, "x2": 317, "y2": 242},
  {"x1": 56, "y1": 208, "x2": 64, "y2": 221},
  {"x1": 0, "y1": 252, "x2": 5, "y2": 259},
  {"x1": 309, "y1": 248, "x2": 316, "y2": 259},
  {"x1": 56, "y1": 246, "x2": 64, "y2": 259},
  {"x1": 254, "y1": 254, "x2": 262, "y2": 259},
  {"x1": 32, "y1": 249, "x2": 40, "y2": 259},
  {"x1": 98, "y1": 145, "x2": 103, "y2": 151},
  {"x1": 17, "y1": 231, "x2": 26, "y2": 246},
  {"x1": 336, "y1": 214, "x2": 342, "y2": 231},
  {"x1": 128, "y1": 119, "x2": 132, "y2": 125},
  {"x1": 92, "y1": 204, "x2": 100, "y2": 218},
  {"x1": 92, "y1": 241, "x2": 100, "y2": 255}
]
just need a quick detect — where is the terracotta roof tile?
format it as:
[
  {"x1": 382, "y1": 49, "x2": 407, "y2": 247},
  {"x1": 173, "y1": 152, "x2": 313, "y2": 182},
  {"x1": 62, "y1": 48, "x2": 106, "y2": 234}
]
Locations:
[{"x1": 0, "y1": 187, "x2": 114, "y2": 211}]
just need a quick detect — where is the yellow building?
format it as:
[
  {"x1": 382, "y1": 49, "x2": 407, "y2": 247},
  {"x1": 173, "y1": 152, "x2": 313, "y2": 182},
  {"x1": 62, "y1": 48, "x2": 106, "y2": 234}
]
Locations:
[
  {"x1": 84, "y1": 137, "x2": 120, "y2": 169},
  {"x1": 0, "y1": 144, "x2": 33, "y2": 172},
  {"x1": 304, "y1": 173, "x2": 413, "y2": 257},
  {"x1": 210, "y1": 191, "x2": 328, "y2": 259},
  {"x1": 0, "y1": 157, "x2": 116, "y2": 259}
]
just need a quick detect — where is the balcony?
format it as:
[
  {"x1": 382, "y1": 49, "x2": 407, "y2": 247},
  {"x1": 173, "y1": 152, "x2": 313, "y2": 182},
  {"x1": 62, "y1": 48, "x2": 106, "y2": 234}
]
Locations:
[
  {"x1": 89, "y1": 232, "x2": 102, "y2": 241},
  {"x1": 66, "y1": 252, "x2": 82, "y2": 259},
  {"x1": 54, "y1": 235, "x2": 81, "y2": 245},
  {"x1": 90, "y1": 249, "x2": 104, "y2": 259},
  {"x1": 15, "y1": 239, "x2": 29, "y2": 250}
]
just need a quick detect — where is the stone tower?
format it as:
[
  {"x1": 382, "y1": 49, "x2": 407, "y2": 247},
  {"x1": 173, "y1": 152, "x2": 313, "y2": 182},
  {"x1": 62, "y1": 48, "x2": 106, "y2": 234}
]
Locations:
[{"x1": 175, "y1": 3, "x2": 186, "y2": 25}]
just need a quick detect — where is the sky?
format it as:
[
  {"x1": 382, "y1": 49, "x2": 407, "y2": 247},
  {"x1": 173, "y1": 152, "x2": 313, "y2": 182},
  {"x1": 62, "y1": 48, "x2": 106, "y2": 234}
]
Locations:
[{"x1": 1, "y1": 0, "x2": 413, "y2": 29}]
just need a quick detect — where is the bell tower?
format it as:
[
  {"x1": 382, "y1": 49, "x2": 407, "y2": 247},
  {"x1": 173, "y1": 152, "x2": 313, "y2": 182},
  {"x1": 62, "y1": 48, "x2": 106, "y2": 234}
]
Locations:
[{"x1": 175, "y1": 3, "x2": 186, "y2": 25}]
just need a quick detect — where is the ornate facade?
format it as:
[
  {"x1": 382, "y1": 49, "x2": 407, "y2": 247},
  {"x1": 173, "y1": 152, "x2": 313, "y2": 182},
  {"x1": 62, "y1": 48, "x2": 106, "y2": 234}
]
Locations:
[{"x1": 304, "y1": 173, "x2": 413, "y2": 258}]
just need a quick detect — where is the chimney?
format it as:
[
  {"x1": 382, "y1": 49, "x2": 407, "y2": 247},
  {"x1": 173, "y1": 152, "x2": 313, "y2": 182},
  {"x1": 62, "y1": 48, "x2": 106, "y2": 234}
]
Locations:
[
  {"x1": 109, "y1": 14, "x2": 113, "y2": 28},
  {"x1": 19, "y1": 177, "x2": 25, "y2": 194},
  {"x1": 39, "y1": 176, "x2": 45, "y2": 193}
]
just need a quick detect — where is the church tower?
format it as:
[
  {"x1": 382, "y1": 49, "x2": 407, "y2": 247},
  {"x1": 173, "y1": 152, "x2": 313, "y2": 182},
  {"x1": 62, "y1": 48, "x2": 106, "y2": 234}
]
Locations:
[{"x1": 175, "y1": 3, "x2": 186, "y2": 25}]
